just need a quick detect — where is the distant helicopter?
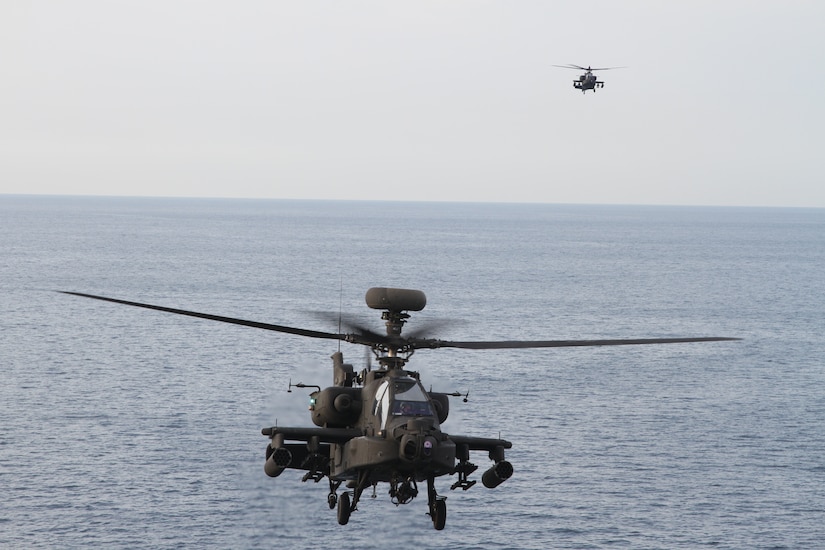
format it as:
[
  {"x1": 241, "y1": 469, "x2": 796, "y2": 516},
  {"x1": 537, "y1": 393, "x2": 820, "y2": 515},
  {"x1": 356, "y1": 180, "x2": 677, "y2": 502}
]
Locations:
[
  {"x1": 553, "y1": 64, "x2": 626, "y2": 93},
  {"x1": 61, "y1": 288, "x2": 737, "y2": 530}
]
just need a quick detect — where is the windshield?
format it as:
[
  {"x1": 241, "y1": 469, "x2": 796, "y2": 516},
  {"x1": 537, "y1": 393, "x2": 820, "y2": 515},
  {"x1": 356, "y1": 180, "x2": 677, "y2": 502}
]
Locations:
[{"x1": 391, "y1": 378, "x2": 434, "y2": 417}]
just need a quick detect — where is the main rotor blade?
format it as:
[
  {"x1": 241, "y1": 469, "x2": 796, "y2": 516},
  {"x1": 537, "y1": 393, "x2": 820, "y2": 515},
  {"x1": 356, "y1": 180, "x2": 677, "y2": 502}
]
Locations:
[
  {"x1": 402, "y1": 319, "x2": 460, "y2": 340},
  {"x1": 306, "y1": 311, "x2": 389, "y2": 344},
  {"x1": 552, "y1": 64, "x2": 587, "y2": 70},
  {"x1": 60, "y1": 291, "x2": 347, "y2": 342},
  {"x1": 60, "y1": 292, "x2": 740, "y2": 352},
  {"x1": 415, "y1": 336, "x2": 740, "y2": 350}
]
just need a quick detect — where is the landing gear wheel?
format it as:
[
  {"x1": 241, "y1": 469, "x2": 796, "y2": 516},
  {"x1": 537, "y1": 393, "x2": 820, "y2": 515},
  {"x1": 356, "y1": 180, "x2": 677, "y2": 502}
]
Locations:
[
  {"x1": 432, "y1": 498, "x2": 446, "y2": 530},
  {"x1": 327, "y1": 492, "x2": 337, "y2": 510},
  {"x1": 337, "y1": 492, "x2": 351, "y2": 525}
]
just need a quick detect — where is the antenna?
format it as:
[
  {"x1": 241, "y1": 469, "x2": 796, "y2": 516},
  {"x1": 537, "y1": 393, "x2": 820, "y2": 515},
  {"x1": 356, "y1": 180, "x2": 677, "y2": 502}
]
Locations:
[
  {"x1": 289, "y1": 379, "x2": 321, "y2": 393},
  {"x1": 337, "y1": 278, "x2": 343, "y2": 352}
]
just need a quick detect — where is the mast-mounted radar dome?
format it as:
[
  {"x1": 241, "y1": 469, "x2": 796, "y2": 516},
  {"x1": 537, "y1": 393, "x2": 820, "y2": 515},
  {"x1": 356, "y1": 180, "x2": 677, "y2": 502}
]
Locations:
[{"x1": 365, "y1": 287, "x2": 427, "y2": 312}]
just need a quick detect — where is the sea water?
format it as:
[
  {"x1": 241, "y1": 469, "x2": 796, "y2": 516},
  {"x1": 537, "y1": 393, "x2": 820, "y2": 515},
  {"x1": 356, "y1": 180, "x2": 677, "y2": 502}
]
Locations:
[{"x1": 1, "y1": 196, "x2": 823, "y2": 548}]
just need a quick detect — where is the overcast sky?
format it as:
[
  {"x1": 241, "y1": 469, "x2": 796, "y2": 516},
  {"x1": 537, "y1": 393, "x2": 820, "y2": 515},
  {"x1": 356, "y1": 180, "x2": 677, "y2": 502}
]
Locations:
[{"x1": 2, "y1": 1, "x2": 823, "y2": 207}]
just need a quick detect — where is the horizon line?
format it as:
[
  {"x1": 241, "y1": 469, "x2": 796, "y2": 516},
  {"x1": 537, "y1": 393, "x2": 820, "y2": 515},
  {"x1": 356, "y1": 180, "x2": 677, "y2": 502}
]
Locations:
[{"x1": 2, "y1": 192, "x2": 822, "y2": 210}]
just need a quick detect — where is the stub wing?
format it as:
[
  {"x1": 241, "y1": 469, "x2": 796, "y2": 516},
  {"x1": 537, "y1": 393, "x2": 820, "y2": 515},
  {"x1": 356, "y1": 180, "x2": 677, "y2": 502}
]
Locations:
[
  {"x1": 448, "y1": 434, "x2": 512, "y2": 453},
  {"x1": 262, "y1": 426, "x2": 362, "y2": 479},
  {"x1": 262, "y1": 426, "x2": 362, "y2": 443},
  {"x1": 446, "y1": 434, "x2": 514, "y2": 490}
]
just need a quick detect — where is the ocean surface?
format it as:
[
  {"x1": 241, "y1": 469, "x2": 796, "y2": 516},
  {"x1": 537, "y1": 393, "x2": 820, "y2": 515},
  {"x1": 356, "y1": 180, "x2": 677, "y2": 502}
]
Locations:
[{"x1": 2, "y1": 195, "x2": 823, "y2": 549}]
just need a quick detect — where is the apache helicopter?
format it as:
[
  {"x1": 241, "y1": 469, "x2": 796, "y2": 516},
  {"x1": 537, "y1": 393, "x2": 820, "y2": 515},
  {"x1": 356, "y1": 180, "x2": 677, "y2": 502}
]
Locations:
[
  {"x1": 553, "y1": 64, "x2": 625, "y2": 93},
  {"x1": 61, "y1": 287, "x2": 737, "y2": 530}
]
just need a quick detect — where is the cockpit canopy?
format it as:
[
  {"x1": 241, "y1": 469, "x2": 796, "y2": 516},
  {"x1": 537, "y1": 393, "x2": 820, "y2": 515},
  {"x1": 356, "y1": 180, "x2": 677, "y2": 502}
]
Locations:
[
  {"x1": 391, "y1": 378, "x2": 434, "y2": 416},
  {"x1": 373, "y1": 377, "x2": 435, "y2": 430}
]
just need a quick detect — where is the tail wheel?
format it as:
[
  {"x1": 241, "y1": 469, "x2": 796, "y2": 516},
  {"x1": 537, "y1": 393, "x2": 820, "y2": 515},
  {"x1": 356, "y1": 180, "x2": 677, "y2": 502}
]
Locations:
[
  {"x1": 431, "y1": 498, "x2": 446, "y2": 530},
  {"x1": 337, "y1": 492, "x2": 351, "y2": 525}
]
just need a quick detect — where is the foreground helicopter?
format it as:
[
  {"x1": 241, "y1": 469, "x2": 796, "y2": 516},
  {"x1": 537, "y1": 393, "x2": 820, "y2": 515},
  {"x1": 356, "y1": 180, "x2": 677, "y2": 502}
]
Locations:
[
  {"x1": 553, "y1": 64, "x2": 625, "y2": 93},
  {"x1": 61, "y1": 287, "x2": 737, "y2": 530}
]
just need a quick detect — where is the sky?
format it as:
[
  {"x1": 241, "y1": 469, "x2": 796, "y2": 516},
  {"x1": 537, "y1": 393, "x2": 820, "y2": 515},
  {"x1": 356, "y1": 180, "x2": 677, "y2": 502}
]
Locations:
[{"x1": 2, "y1": 1, "x2": 824, "y2": 207}]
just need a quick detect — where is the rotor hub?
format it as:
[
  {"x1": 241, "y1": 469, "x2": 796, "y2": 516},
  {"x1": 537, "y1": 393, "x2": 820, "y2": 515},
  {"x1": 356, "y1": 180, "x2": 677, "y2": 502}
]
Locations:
[{"x1": 381, "y1": 310, "x2": 410, "y2": 336}]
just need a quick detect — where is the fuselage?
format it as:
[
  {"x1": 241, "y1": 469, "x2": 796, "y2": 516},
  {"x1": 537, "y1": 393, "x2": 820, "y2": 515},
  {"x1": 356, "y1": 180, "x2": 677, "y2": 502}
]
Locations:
[{"x1": 330, "y1": 369, "x2": 456, "y2": 482}]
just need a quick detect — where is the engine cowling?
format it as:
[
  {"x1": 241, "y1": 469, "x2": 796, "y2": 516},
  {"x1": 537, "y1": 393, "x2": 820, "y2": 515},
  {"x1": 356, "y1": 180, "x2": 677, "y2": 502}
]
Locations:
[
  {"x1": 428, "y1": 392, "x2": 450, "y2": 424},
  {"x1": 310, "y1": 387, "x2": 362, "y2": 428}
]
